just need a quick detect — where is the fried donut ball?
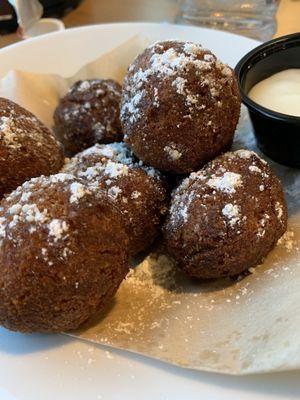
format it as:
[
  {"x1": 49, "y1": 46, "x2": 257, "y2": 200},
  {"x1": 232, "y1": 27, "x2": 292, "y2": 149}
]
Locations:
[
  {"x1": 121, "y1": 40, "x2": 240, "y2": 174},
  {"x1": 63, "y1": 143, "x2": 168, "y2": 255},
  {"x1": 163, "y1": 150, "x2": 287, "y2": 279},
  {"x1": 0, "y1": 97, "x2": 64, "y2": 198},
  {"x1": 0, "y1": 173, "x2": 129, "y2": 332},
  {"x1": 54, "y1": 79, "x2": 123, "y2": 156}
]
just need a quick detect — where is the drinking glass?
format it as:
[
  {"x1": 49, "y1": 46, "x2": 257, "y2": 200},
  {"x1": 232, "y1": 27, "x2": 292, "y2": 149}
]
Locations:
[{"x1": 176, "y1": 0, "x2": 280, "y2": 41}]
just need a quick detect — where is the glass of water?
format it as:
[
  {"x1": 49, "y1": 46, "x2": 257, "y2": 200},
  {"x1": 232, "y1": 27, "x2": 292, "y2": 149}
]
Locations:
[{"x1": 176, "y1": 0, "x2": 279, "y2": 41}]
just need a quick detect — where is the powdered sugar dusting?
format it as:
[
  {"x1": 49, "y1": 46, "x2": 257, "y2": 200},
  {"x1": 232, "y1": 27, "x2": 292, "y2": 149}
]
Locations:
[
  {"x1": 207, "y1": 172, "x2": 242, "y2": 193},
  {"x1": 0, "y1": 116, "x2": 21, "y2": 148},
  {"x1": 69, "y1": 182, "x2": 89, "y2": 204},
  {"x1": 48, "y1": 219, "x2": 68, "y2": 241},
  {"x1": 257, "y1": 214, "x2": 270, "y2": 238},
  {"x1": 172, "y1": 76, "x2": 187, "y2": 95},
  {"x1": 222, "y1": 203, "x2": 241, "y2": 227},
  {"x1": 0, "y1": 101, "x2": 60, "y2": 153},
  {"x1": 149, "y1": 45, "x2": 213, "y2": 77},
  {"x1": 171, "y1": 76, "x2": 202, "y2": 108},
  {"x1": 126, "y1": 253, "x2": 177, "y2": 296},
  {"x1": 102, "y1": 161, "x2": 129, "y2": 178},
  {"x1": 0, "y1": 173, "x2": 89, "y2": 257},
  {"x1": 108, "y1": 186, "x2": 122, "y2": 200},
  {"x1": 275, "y1": 201, "x2": 284, "y2": 222},
  {"x1": 164, "y1": 144, "x2": 182, "y2": 160},
  {"x1": 76, "y1": 80, "x2": 91, "y2": 92},
  {"x1": 169, "y1": 190, "x2": 195, "y2": 227},
  {"x1": 122, "y1": 90, "x2": 145, "y2": 123},
  {"x1": 131, "y1": 190, "x2": 141, "y2": 199},
  {"x1": 63, "y1": 143, "x2": 134, "y2": 175},
  {"x1": 249, "y1": 165, "x2": 262, "y2": 173},
  {"x1": 64, "y1": 143, "x2": 161, "y2": 183},
  {"x1": 80, "y1": 161, "x2": 129, "y2": 181},
  {"x1": 235, "y1": 149, "x2": 255, "y2": 159},
  {"x1": 183, "y1": 42, "x2": 205, "y2": 56}
]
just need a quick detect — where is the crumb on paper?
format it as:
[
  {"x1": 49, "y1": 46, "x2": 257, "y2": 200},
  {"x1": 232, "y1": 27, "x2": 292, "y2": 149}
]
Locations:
[{"x1": 277, "y1": 230, "x2": 297, "y2": 252}]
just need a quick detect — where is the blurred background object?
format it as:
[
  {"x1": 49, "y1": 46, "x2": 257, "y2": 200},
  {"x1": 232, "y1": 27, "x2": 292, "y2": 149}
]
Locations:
[
  {"x1": 0, "y1": 0, "x2": 80, "y2": 34},
  {"x1": 0, "y1": 1, "x2": 18, "y2": 33},
  {"x1": 0, "y1": 0, "x2": 299, "y2": 48},
  {"x1": 8, "y1": 0, "x2": 43, "y2": 35},
  {"x1": 40, "y1": 0, "x2": 82, "y2": 17},
  {"x1": 175, "y1": 0, "x2": 280, "y2": 41},
  {"x1": 5, "y1": 0, "x2": 67, "y2": 39},
  {"x1": 61, "y1": 0, "x2": 179, "y2": 26}
]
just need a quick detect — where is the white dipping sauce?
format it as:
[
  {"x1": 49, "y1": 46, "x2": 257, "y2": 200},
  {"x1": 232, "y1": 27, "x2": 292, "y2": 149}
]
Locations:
[{"x1": 248, "y1": 69, "x2": 300, "y2": 117}]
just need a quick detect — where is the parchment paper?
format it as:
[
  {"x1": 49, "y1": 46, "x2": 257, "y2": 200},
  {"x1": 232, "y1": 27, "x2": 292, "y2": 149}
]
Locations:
[{"x1": 1, "y1": 35, "x2": 300, "y2": 375}]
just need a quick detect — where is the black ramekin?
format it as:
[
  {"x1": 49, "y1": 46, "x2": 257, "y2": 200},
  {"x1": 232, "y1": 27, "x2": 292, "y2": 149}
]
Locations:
[{"x1": 235, "y1": 32, "x2": 300, "y2": 168}]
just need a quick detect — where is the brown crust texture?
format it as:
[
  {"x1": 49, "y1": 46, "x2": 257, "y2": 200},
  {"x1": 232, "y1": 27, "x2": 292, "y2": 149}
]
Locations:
[
  {"x1": 121, "y1": 41, "x2": 241, "y2": 174},
  {"x1": 163, "y1": 150, "x2": 287, "y2": 279},
  {"x1": 0, "y1": 174, "x2": 129, "y2": 333},
  {"x1": 54, "y1": 79, "x2": 123, "y2": 156},
  {"x1": 0, "y1": 97, "x2": 64, "y2": 198},
  {"x1": 63, "y1": 143, "x2": 168, "y2": 255}
]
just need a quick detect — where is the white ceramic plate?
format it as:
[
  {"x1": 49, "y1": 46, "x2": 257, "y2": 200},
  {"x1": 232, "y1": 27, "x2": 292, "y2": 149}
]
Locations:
[{"x1": 0, "y1": 23, "x2": 299, "y2": 400}]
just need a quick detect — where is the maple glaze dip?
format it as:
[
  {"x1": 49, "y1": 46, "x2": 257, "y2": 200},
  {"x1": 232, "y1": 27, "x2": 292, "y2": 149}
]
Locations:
[{"x1": 235, "y1": 32, "x2": 300, "y2": 168}]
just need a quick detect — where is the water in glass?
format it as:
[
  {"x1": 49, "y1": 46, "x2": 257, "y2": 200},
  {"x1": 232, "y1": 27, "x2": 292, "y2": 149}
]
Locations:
[{"x1": 176, "y1": 0, "x2": 279, "y2": 41}]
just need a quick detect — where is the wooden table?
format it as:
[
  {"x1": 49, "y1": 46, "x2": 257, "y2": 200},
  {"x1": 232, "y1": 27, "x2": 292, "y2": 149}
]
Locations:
[
  {"x1": 0, "y1": 0, "x2": 299, "y2": 48},
  {"x1": 276, "y1": 0, "x2": 300, "y2": 37}
]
